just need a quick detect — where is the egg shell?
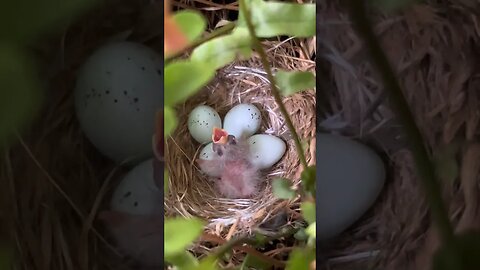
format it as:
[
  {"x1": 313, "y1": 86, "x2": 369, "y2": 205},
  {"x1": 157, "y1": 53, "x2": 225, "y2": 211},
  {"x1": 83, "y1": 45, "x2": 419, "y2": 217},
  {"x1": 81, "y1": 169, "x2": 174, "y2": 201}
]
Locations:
[
  {"x1": 110, "y1": 159, "x2": 161, "y2": 215},
  {"x1": 248, "y1": 134, "x2": 286, "y2": 170},
  {"x1": 74, "y1": 41, "x2": 163, "y2": 163},
  {"x1": 198, "y1": 142, "x2": 222, "y2": 177},
  {"x1": 223, "y1": 103, "x2": 261, "y2": 138},
  {"x1": 317, "y1": 133, "x2": 385, "y2": 240},
  {"x1": 188, "y1": 105, "x2": 222, "y2": 143}
]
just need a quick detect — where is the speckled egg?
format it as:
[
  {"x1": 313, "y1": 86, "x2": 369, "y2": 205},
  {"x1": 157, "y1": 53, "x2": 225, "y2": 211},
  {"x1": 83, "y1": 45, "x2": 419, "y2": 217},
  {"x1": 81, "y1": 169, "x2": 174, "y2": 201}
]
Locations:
[
  {"x1": 74, "y1": 41, "x2": 163, "y2": 163},
  {"x1": 110, "y1": 159, "x2": 161, "y2": 215},
  {"x1": 188, "y1": 105, "x2": 222, "y2": 144},
  {"x1": 223, "y1": 103, "x2": 261, "y2": 138},
  {"x1": 248, "y1": 134, "x2": 286, "y2": 169},
  {"x1": 198, "y1": 142, "x2": 221, "y2": 177}
]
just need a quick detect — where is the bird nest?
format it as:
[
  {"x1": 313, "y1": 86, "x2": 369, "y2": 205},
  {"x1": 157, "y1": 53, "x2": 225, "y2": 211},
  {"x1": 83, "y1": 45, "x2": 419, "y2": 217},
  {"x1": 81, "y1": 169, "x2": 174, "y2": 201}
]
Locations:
[
  {"x1": 164, "y1": 58, "x2": 316, "y2": 236},
  {"x1": 318, "y1": 1, "x2": 480, "y2": 269}
]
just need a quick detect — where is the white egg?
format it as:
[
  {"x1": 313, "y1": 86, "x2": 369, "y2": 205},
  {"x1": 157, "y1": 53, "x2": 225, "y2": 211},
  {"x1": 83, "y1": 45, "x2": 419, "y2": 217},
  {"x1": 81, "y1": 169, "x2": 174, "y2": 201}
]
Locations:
[
  {"x1": 248, "y1": 134, "x2": 286, "y2": 169},
  {"x1": 110, "y1": 159, "x2": 161, "y2": 215},
  {"x1": 188, "y1": 105, "x2": 222, "y2": 143},
  {"x1": 223, "y1": 103, "x2": 262, "y2": 138},
  {"x1": 198, "y1": 142, "x2": 222, "y2": 177},
  {"x1": 74, "y1": 41, "x2": 163, "y2": 163}
]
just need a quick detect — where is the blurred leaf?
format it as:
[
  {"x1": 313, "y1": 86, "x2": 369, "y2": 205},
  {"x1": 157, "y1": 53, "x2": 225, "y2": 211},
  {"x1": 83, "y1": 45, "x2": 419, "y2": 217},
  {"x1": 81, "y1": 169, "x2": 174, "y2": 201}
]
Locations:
[
  {"x1": 301, "y1": 166, "x2": 316, "y2": 194},
  {"x1": 164, "y1": 217, "x2": 205, "y2": 258},
  {"x1": 0, "y1": 245, "x2": 12, "y2": 269},
  {"x1": 272, "y1": 178, "x2": 296, "y2": 199},
  {"x1": 173, "y1": 10, "x2": 206, "y2": 43},
  {"x1": 0, "y1": 0, "x2": 97, "y2": 43},
  {"x1": 294, "y1": 229, "x2": 309, "y2": 241},
  {"x1": 0, "y1": 43, "x2": 42, "y2": 148},
  {"x1": 191, "y1": 27, "x2": 252, "y2": 70},
  {"x1": 165, "y1": 0, "x2": 189, "y2": 57},
  {"x1": 166, "y1": 250, "x2": 199, "y2": 269},
  {"x1": 285, "y1": 247, "x2": 315, "y2": 270},
  {"x1": 238, "y1": 0, "x2": 315, "y2": 38},
  {"x1": 432, "y1": 231, "x2": 480, "y2": 270},
  {"x1": 301, "y1": 201, "x2": 315, "y2": 224},
  {"x1": 275, "y1": 70, "x2": 315, "y2": 96},
  {"x1": 241, "y1": 254, "x2": 272, "y2": 270},
  {"x1": 164, "y1": 107, "x2": 177, "y2": 137},
  {"x1": 187, "y1": 256, "x2": 219, "y2": 270},
  {"x1": 164, "y1": 60, "x2": 215, "y2": 106},
  {"x1": 433, "y1": 142, "x2": 460, "y2": 183},
  {"x1": 306, "y1": 222, "x2": 316, "y2": 239}
]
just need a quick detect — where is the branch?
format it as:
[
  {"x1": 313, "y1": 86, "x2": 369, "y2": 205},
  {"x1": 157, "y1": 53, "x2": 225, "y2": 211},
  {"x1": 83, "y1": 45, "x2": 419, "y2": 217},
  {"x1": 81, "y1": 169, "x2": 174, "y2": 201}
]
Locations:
[
  {"x1": 201, "y1": 226, "x2": 299, "y2": 268},
  {"x1": 239, "y1": 0, "x2": 309, "y2": 171},
  {"x1": 346, "y1": 1, "x2": 455, "y2": 247}
]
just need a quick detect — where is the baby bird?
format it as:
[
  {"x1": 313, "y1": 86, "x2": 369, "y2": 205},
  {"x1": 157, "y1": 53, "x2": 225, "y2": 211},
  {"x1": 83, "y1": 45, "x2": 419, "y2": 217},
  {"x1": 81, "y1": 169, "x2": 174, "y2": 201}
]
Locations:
[{"x1": 197, "y1": 128, "x2": 260, "y2": 199}]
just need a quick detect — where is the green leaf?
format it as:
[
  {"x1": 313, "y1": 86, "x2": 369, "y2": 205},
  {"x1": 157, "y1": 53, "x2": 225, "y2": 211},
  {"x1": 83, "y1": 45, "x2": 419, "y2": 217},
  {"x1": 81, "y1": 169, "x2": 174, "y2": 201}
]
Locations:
[
  {"x1": 301, "y1": 201, "x2": 315, "y2": 224},
  {"x1": 293, "y1": 229, "x2": 308, "y2": 241},
  {"x1": 0, "y1": 0, "x2": 97, "y2": 43},
  {"x1": 272, "y1": 178, "x2": 296, "y2": 199},
  {"x1": 0, "y1": 43, "x2": 42, "y2": 148},
  {"x1": 238, "y1": 0, "x2": 315, "y2": 38},
  {"x1": 432, "y1": 231, "x2": 480, "y2": 270},
  {"x1": 186, "y1": 256, "x2": 219, "y2": 270},
  {"x1": 166, "y1": 250, "x2": 199, "y2": 269},
  {"x1": 165, "y1": 60, "x2": 216, "y2": 106},
  {"x1": 241, "y1": 254, "x2": 272, "y2": 270},
  {"x1": 173, "y1": 10, "x2": 207, "y2": 43},
  {"x1": 191, "y1": 27, "x2": 252, "y2": 70},
  {"x1": 301, "y1": 166, "x2": 316, "y2": 194},
  {"x1": 285, "y1": 247, "x2": 315, "y2": 270},
  {"x1": 164, "y1": 217, "x2": 205, "y2": 258},
  {"x1": 306, "y1": 222, "x2": 316, "y2": 239},
  {"x1": 164, "y1": 107, "x2": 177, "y2": 137},
  {"x1": 275, "y1": 70, "x2": 315, "y2": 96}
]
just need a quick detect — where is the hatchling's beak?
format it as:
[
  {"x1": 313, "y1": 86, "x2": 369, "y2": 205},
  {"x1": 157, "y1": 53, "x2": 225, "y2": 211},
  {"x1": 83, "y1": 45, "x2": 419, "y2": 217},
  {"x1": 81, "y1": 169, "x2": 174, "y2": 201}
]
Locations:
[{"x1": 212, "y1": 127, "x2": 229, "y2": 145}]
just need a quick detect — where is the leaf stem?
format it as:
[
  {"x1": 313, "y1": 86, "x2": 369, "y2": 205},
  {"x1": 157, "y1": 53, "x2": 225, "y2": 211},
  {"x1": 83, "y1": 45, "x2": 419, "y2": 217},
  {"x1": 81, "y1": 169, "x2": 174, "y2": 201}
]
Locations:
[
  {"x1": 239, "y1": 0, "x2": 309, "y2": 170},
  {"x1": 165, "y1": 22, "x2": 235, "y2": 64},
  {"x1": 346, "y1": 1, "x2": 455, "y2": 246}
]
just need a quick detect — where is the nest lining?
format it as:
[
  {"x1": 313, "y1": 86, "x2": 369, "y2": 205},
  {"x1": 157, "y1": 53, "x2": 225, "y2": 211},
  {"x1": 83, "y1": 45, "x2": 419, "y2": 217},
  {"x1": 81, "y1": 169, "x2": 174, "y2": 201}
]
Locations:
[
  {"x1": 318, "y1": 1, "x2": 480, "y2": 269},
  {"x1": 164, "y1": 59, "x2": 316, "y2": 235}
]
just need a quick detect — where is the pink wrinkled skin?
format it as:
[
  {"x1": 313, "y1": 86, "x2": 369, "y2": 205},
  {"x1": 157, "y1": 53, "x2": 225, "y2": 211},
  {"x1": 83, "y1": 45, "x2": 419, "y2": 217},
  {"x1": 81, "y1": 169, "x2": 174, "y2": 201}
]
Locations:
[
  {"x1": 98, "y1": 211, "x2": 163, "y2": 268},
  {"x1": 197, "y1": 136, "x2": 259, "y2": 198}
]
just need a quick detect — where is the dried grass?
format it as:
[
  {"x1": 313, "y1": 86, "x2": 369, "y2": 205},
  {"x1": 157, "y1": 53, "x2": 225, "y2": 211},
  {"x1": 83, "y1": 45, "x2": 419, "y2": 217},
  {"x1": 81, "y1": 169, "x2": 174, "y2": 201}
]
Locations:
[
  {"x1": 0, "y1": 0, "x2": 316, "y2": 269},
  {"x1": 319, "y1": 0, "x2": 480, "y2": 269},
  {"x1": 164, "y1": 59, "x2": 316, "y2": 232}
]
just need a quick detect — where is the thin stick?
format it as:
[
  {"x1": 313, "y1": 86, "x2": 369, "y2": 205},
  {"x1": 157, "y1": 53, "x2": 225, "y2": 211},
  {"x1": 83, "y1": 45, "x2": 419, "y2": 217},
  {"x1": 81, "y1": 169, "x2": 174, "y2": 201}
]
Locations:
[
  {"x1": 15, "y1": 134, "x2": 122, "y2": 257},
  {"x1": 166, "y1": 22, "x2": 235, "y2": 64},
  {"x1": 239, "y1": 0, "x2": 309, "y2": 170},
  {"x1": 346, "y1": 0, "x2": 456, "y2": 251}
]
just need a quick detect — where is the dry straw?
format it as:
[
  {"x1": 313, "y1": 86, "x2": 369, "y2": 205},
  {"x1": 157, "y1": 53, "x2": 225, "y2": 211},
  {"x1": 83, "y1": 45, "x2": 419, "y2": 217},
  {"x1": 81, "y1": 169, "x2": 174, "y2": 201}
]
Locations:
[
  {"x1": 319, "y1": 0, "x2": 480, "y2": 269},
  {"x1": 0, "y1": 0, "x2": 315, "y2": 269}
]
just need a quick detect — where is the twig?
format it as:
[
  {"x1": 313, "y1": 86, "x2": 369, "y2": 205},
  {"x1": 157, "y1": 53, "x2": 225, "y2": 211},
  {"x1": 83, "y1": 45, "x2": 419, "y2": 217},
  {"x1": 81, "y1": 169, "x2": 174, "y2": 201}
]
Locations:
[
  {"x1": 165, "y1": 22, "x2": 235, "y2": 64},
  {"x1": 201, "y1": 233, "x2": 285, "y2": 268},
  {"x1": 15, "y1": 134, "x2": 122, "y2": 257},
  {"x1": 239, "y1": 0, "x2": 309, "y2": 171},
  {"x1": 202, "y1": 226, "x2": 299, "y2": 268},
  {"x1": 346, "y1": 0, "x2": 456, "y2": 252}
]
